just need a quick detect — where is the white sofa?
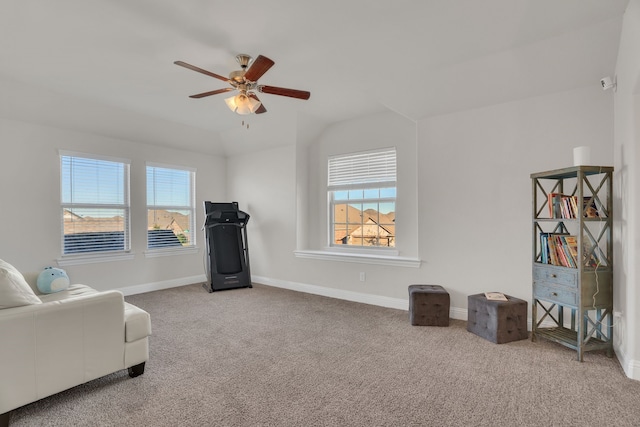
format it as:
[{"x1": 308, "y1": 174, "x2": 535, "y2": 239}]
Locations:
[{"x1": 0, "y1": 260, "x2": 151, "y2": 426}]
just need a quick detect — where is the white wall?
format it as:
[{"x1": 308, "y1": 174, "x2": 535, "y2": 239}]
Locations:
[
  {"x1": 419, "y1": 86, "x2": 614, "y2": 309},
  {"x1": 224, "y1": 0, "x2": 639, "y2": 382},
  {"x1": 226, "y1": 144, "x2": 297, "y2": 279},
  {"x1": 305, "y1": 112, "x2": 419, "y2": 259},
  {"x1": 614, "y1": 0, "x2": 640, "y2": 379},
  {"x1": 0, "y1": 117, "x2": 226, "y2": 292},
  {"x1": 228, "y1": 86, "x2": 614, "y2": 313},
  {"x1": 226, "y1": 112, "x2": 426, "y2": 306},
  {"x1": 0, "y1": 38, "x2": 630, "y2": 377}
]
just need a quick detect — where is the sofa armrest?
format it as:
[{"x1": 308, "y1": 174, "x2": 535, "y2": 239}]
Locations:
[{"x1": 0, "y1": 290, "x2": 126, "y2": 414}]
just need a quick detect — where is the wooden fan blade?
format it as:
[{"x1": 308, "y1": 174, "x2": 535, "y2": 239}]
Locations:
[
  {"x1": 243, "y1": 55, "x2": 275, "y2": 82},
  {"x1": 259, "y1": 85, "x2": 311, "y2": 100},
  {"x1": 248, "y1": 93, "x2": 267, "y2": 114},
  {"x1": 174, "y1": 61, "x2": 229, "y2": 82},
  {"x1": 189, "y1": 88, "x2": 234, "y2": 98}
]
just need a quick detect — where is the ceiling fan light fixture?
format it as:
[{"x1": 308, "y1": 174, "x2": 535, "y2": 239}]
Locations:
[
  {"x1": 175, "y1": 54, "x2": 309, "y2": 115},
  {"x1": 225, "y1": 92, "x2": 261, "y2": 115}
]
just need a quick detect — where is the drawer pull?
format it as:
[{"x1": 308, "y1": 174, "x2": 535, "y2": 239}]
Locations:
[
  {"x1": 551, "y1": 292, "x2": 558, "y2": 296},
  {"x1": 551, "y1": 274, "x2": 557, "y2": 278}
]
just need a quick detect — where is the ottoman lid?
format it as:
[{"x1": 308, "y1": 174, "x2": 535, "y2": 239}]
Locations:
[{"x1": 409, "y1": 284, "x2": 447, "y2": 294}]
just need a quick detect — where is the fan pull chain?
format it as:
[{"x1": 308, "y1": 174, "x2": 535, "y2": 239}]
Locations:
[{"x1": 241, "y1": 120, "x2": 250, "y2": 130}]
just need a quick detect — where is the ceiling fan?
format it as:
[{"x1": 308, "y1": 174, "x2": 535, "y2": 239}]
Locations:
[{"x1": 174, "y1": 54, "x2": 311, "y2": 115}]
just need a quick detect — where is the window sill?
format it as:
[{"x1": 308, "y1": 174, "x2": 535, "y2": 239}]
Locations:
[
  {"x1": 144, "y1": 246, "x2": 200, "y2": 258},
  {"x1": 57, "y1": 252, "x2": 135, "y2": 266},
  {"x1": 294, "y1": 249, "x2": 421, "y2": 268}
]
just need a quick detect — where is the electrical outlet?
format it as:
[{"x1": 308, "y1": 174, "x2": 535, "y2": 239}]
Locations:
[{"x1": 359, "y1": 272, "x2": 366, "y2": 282}]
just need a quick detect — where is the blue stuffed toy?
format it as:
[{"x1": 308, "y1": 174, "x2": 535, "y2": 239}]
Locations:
[{"x1": 37, "y1": 267, "x2": 70, "y2": 294}]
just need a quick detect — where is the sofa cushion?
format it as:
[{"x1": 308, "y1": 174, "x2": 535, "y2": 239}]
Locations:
[
  {"x1": 124, "y1": 302, "x2": 152, "y2": 342},
  {"x1": 38, "y1": 284, "x2": 99, "y2": 303},
  {"x1": 40, "y1": 286, "x2": 152, "y2": 342},
  {"x1": 0, "y1": 259, "x2": 42, "y2": 309}
]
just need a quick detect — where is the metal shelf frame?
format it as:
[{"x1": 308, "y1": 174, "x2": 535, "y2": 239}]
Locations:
[{"x1": 531, "y1": 166, "x2": 613, "y2": 361}]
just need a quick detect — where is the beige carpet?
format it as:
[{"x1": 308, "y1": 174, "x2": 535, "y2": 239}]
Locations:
[{"x1": 9, "y1": 283, "x2": 640, "y2": 426}]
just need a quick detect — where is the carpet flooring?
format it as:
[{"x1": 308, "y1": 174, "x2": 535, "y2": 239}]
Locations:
[{"x1": 9, "y1": 283, "x2": 640, "y2": 426}]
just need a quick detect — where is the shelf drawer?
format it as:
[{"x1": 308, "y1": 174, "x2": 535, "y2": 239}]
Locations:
[
  {"x1": 533, "y1": 264, "x2": 577, "y2": 288},
  {"x1": 534, "y1": 282, "x2": 577, "y2": 306}
]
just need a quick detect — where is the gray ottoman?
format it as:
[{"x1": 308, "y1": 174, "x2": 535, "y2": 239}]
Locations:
[
  {"x1": 408, "y1": 284, "x2": 450, "y2": 326},
  {"x1": 467, "y1": 293, "x2": 528, "y2": 344}
]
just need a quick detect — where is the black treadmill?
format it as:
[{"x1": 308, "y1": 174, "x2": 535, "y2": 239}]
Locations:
[{"x1": 202, "y1": 201, "x2": 252, "y2": 292}]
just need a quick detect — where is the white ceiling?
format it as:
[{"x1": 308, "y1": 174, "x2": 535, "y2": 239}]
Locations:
[{"x1": 0, "y1": 0, "x2": 630, "y2": 156}]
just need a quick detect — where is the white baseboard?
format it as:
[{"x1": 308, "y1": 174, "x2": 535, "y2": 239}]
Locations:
[
  {"x1": 117, "y1": 273, "x2": 640, "y2": 382},
  {"x1": 450, "y1": 307, "x2": 467, "y2": 321},
  {"x1": 116, "y1": 274, "x2": 206, "y2": 296},
  {"x1": 615, "y1": 347, "x2": 640, "y2": 381},
  {"x1": 252, "y1": 275, "x2": 468, "y2": 321}
]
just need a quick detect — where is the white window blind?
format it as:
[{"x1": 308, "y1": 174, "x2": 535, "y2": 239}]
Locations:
[
  {"x1": 328, "y1": 148, "x2": 397, "y2": 248},
  {"x1": 328, "y1": 148, "x2": 397, "y2": 189},
  {"x1": 146, "y1": 164, "x2": 196, "y2": 249},
  {"x1": 60, "y1": 153, "x2": 130, "y2": 255}
]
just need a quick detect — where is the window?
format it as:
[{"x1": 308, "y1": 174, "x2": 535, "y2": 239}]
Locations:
[
  {"x1": 60, "y1": 153, "x2": 130, "y2": 255},
  {"x1": 146, "y1": 164, "x2": 195, "y2": 250},
  {"x1": 328, "y1": 148, "x2": 396, "y2": 248}
]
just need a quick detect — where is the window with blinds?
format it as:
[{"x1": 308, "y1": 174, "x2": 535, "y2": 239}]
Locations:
[
  {"x1": 328, "y1": 148, "x2": 397, "y2": 248},
  {"x1": 60, "y1": 153, "x2": 130, "y2": 255},
  {"x1": 146, "y1": 164, "x2": 195, "y2": 250}
]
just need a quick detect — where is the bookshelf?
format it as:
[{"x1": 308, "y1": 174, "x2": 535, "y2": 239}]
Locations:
[{"x1": 531, "y1": 166, "x2": 613, "y2": 361}]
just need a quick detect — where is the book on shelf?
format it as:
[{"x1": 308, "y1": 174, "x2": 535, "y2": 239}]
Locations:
[
  {"x1": 485, "y1": 292, "x2": 508, "y2": 301},
  {"x1": 538, "y1": 233, "x2": 603, "y2": 268},
  {"x1": 583, "y1": 242, "x2": 602, "y2": 267},
  {"x1": 546, "y1": 193, "x2": 601, "y2": 219},
  {"x1": 559, "y1": 235, "x2": 578, "y2": 268},
  {"x1": 562, "y1": 235, "x2": 578, "y2": 265},
  {"x1": 547, "y1": 193, "x2": 576, "y2": 219},
  {"x1": 540, "y1": 232, "x2": 564, "y2": 266},
  {"x1": 583, "y1": 197, "x2": 600, "y2": 218},
  {"x1": 554, "y1": 236, "x2": 572, "y2": 267},
  {"x1": 548, "y1": 193, "x2": 563, "y2": 218},
  {"x1": 539, "y1": 233, "x2": 576, "y2": 268},
  {"x1": 539, "y1": 233, "x2": 549, "y2": 264}
]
